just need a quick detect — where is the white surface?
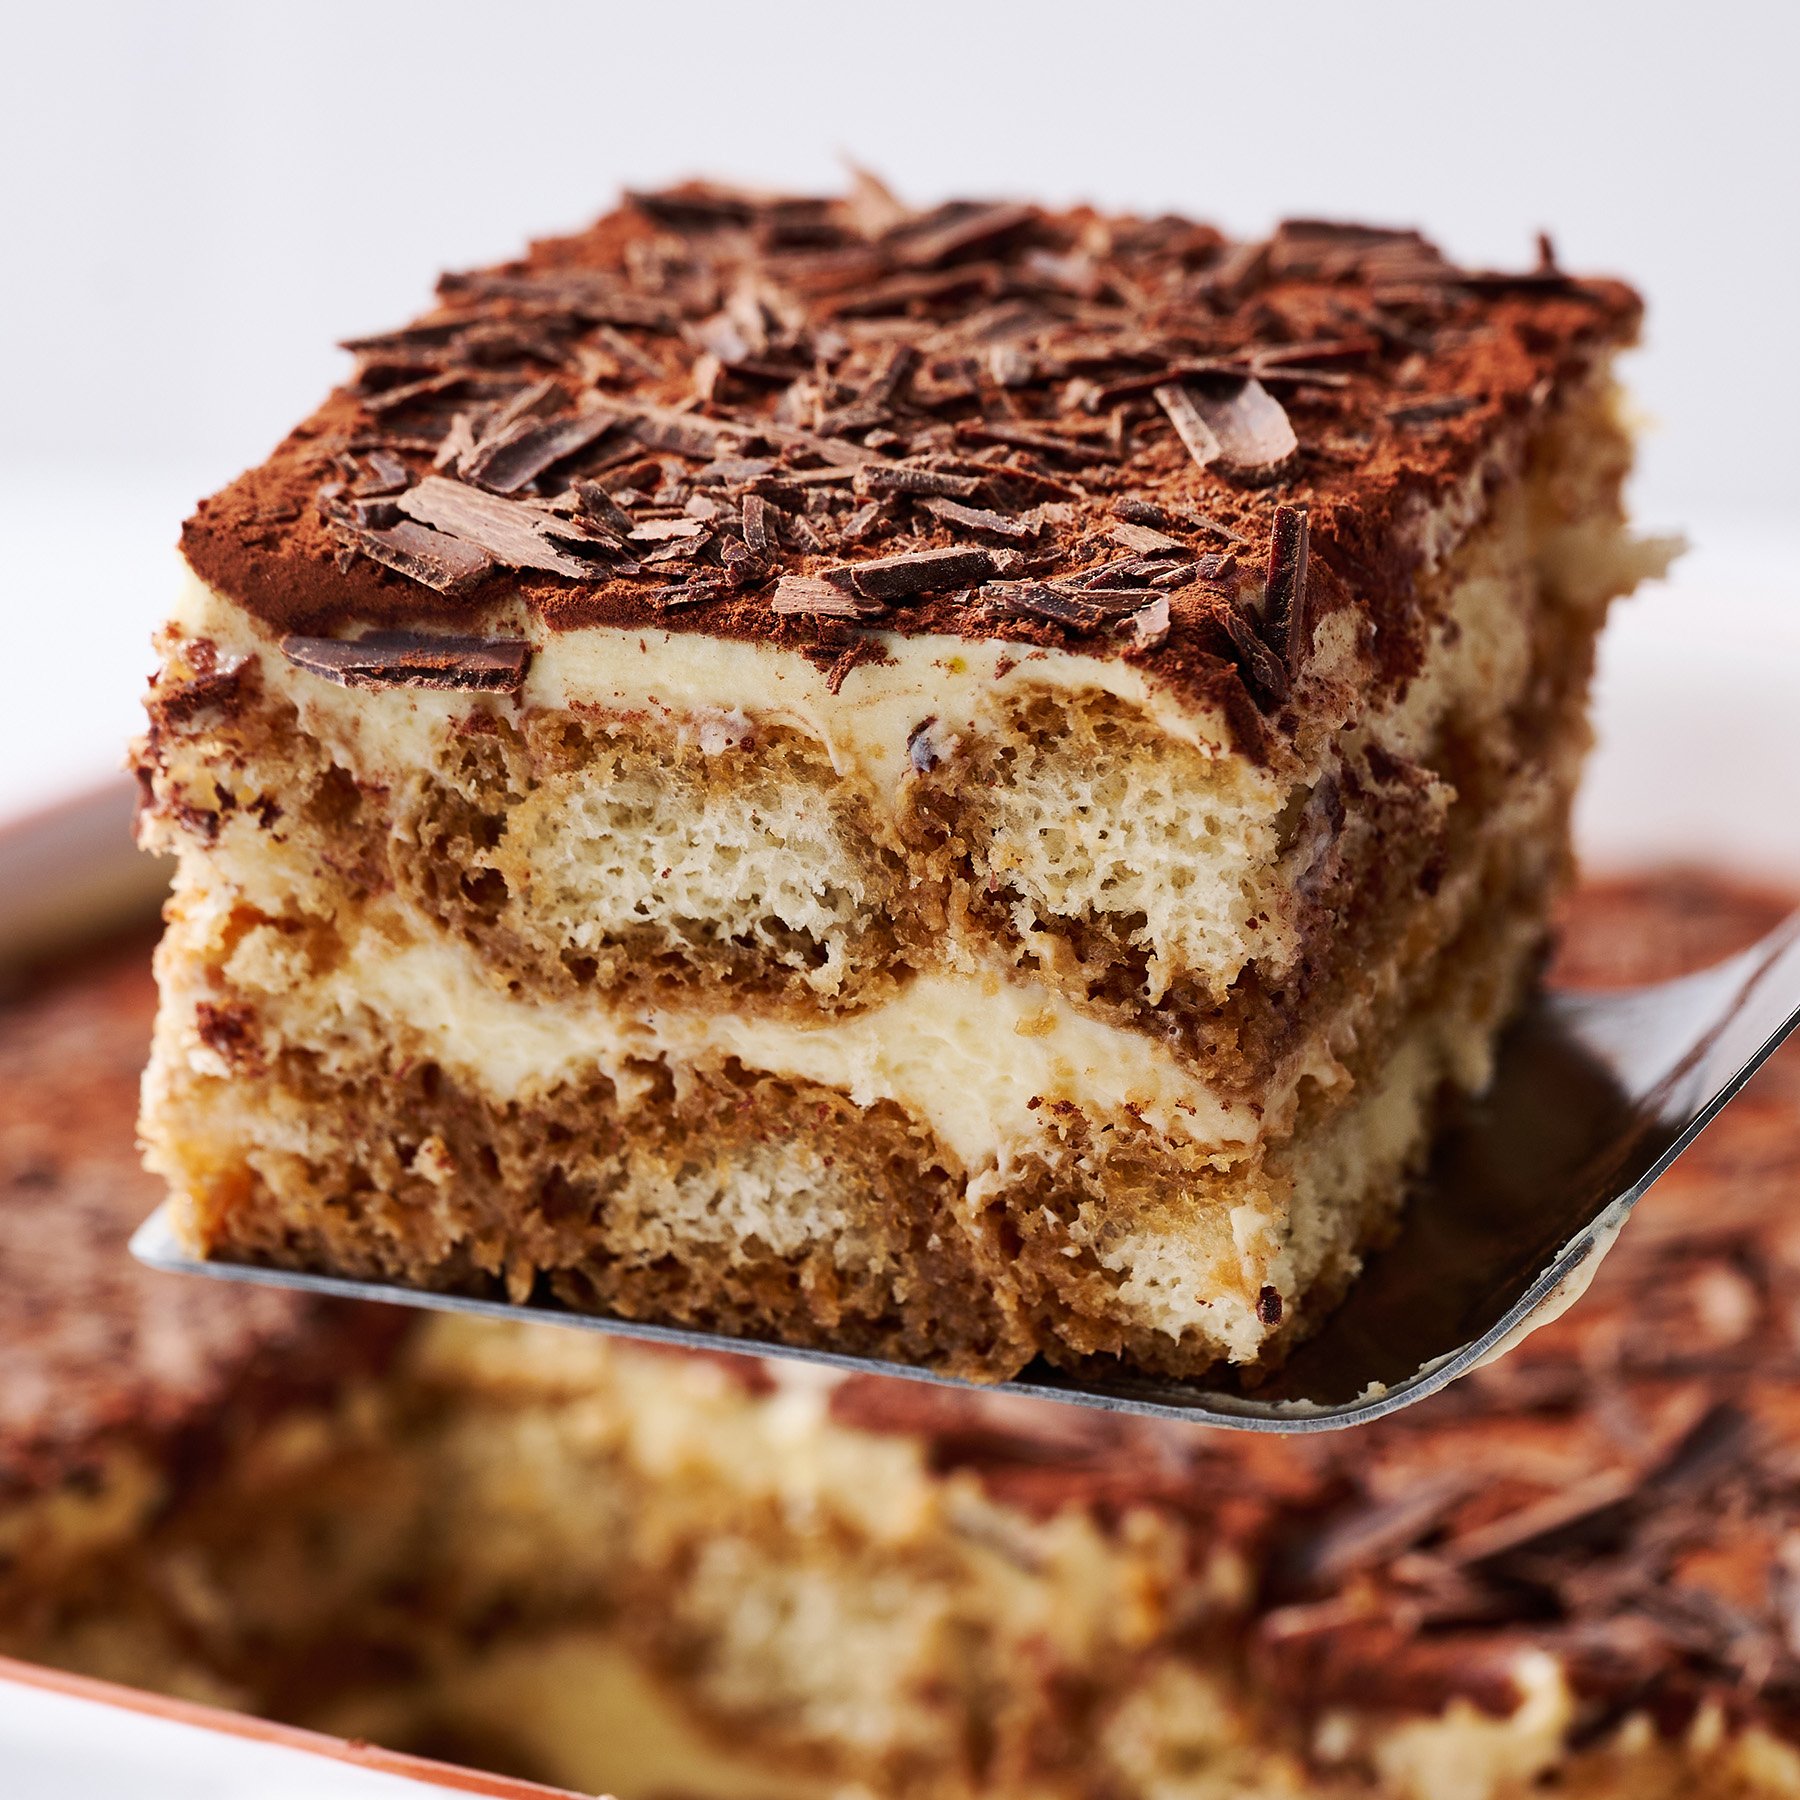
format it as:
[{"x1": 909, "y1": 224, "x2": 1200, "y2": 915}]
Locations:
[
  {"x1": 0, "y1": 1674, "x2": 493, "y2": 1800},
  {"x1": 0, "y1": 463, "x2": 207, "y2": 821},
  {"x1": 1576, "y1": 520, "x2": 1800, "y2": 883},
  {"x1": 2, "y1": 0, "x2": 1797, "y2": 522}
]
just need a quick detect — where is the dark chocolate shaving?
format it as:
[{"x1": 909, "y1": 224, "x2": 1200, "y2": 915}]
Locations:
[
  {"x1": 1113, "y1": 496, "x2": 1247, "y2": 546},
  {"x1": 1154, "y1": 383, "x2": 1224, "y2": 472},
  {"x1": 436, "y1": 268, "x2": 679, "y2": 332},
  {"x1": 321, "y1": 489, "x2": 400, "y2": 531},
  {"x1": 956, "y1": 420, "x2": 1115, "y2": 465},
  {"x1": 1263, "y1": 503, "x2": 1312, "y2": 673},
  {"x1": 977, "y1": 583, "x2": 1136, "y2": 633},
  {"x1": 1118, "y1": 594, "x2": 1171, "y2": 653},
  {"x1": 890, "y1": 201, "x2": 1037, "y2": 269},
  {"x1": 1220, "y1": 601, "x2": 1291, "y2": 708},
  {"x1": 1456, "y1": 266, "x2": 1588, "y2": 297},
  {"x1": 741, "y1": 493, "x2": 775, "y2": 554},
  {"x1": 571, "y1": 480, "x2": 637, "y2": 535},
  {"x1": 1159, "y1": 379, "x2": 1298, "y2": 482},
  {"x1": 1292, "y1": 1473, "x2": 1478, "y2": 1586},
  {"x1": 1387, "y1": 395, "x2": 1478, "y2": 426},
  {"x1": 840, "y1": 501, "x2": 884, "y2": 544},
  {"x1": 280, "y1": 630, "x2": 529, "y2": 692},
  {"x1": 1435, "y1": 1470, "x2": 1637, "y2": 1569},
  {"x1": 532, "y1": 505, "x2": 630, "y2": 557},
  {"x1": 628, "y1": 518, "x2": 708, "y2": 544},
  {"x1": 828, "y1": 545, "x2": 1018, "y2": 600},
  {"x1": 480, "y1": 377, "x2": 566, "y2": 437},
  {"x1": 625, "y1": 182, "x2": 759, "y2": 229},
  {"x1": 919, "y1": 497, "x2": 1042, "y2": 542},
  {"x1": 770, "y1": 575, "x2": 880, "y2": 620},
  {"x1": 350, "y1": 449, "x2": 410, "y2": 496},
  {"x1": 325, "y1": 518, "x2": 493, "y2": 597},
  {"x1": 1111, "y1": 520, "x2": 1185, "y2": 555},
  {"x1": 1064, "y1": 552, "x2": 1170, "y2": 592},
  {"x1": 643, "y1": 578, "x2": 726, "y2": 610},
  {"x1": 589, "y1": 322, "x2": 666, "y2": 380},
  {"x1": 395, "y1": 477, "x2": 599, "y2": 578},
  {"x1": 854, "y1": 464, "x2": 984, "y2": 501},
  {"x1": 844, "y1": 163, "x2": 911, "y2": 239},
  {"x1": 461, "y1": 410, "x2": 620, "y2": 493},
  {"x1": 826, "y1": 262, "x2": 1005, "y2": 319},
  {"x1": 858, "y1": 342, "x2": 920, "y2": 408},
  {"x1": 360, "y1": 371, "x2": 472, "y2": 416},
  {"x1": 433, "y1": 413, "x2": 478, "y2": 472},
  {"x1": 1193, "y1": 238, "x2": 1270, "y2": 305},
  {"x1": 629, "y1": 410, "x2": 737, "y2": 459}
]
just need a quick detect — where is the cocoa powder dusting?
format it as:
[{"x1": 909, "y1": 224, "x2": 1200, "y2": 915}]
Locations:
[{"x1": 178, "y1": 179, "x2": 1641, "y2": 739}]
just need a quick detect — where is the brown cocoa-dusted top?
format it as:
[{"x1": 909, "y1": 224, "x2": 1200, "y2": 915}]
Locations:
[
  {"x1": 832, "y1": 875, "x2": 1800, "y2": 1748},
  {"x1": 0, "y1": 936, "x2": 407, "y2": 1507},
  {"x1": 180, "y1": 178, "x2": 1639, "y2": 731}
]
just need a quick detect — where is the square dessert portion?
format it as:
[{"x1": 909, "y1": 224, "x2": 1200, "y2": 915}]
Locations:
[{"x1": 135, "y1": 179, "x2": 1672, "y2": 1383}]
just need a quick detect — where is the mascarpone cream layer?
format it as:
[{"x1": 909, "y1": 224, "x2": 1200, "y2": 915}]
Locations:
[
  {"x1": 222, "y1": 895, "x2": 1271, "y2": 1171},
  {"x1": 168, "y1": 570, "x2": 1253, "y2": 798}
]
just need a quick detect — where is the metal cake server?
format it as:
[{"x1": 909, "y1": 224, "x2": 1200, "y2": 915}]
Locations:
[{"x1": 133, "y1": 909, "x2": 1800, "y2": 1434}]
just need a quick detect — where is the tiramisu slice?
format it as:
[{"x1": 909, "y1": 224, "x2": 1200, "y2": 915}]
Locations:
[{"x1": 136, "y1": 180, "x2": 1673, "y2": 1382}]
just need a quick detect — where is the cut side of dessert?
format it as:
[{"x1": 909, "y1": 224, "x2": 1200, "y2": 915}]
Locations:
[
  {"x1": 11, "y1": 878, "x2": 1800, "y2": 1800},
  {"x1": 135, "y1": 179, "x2": 1674, "y2": 1383}
]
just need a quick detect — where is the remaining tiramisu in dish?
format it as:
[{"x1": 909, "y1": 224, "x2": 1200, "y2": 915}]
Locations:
[
  {"x1": 135, "y1": 178, "x2": 1673, "y2": 1382},
  {"x1": 11, "y1": 878, "x2": 1800, "y2": 1799},
  {"x1": 0, "y1": 933, "x2": 412, "y2": 1710}
]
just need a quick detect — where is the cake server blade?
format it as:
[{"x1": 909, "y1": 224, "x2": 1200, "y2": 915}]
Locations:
[{"x1": 132, "y1": 910, "x2": 1800, "y2": 1433}]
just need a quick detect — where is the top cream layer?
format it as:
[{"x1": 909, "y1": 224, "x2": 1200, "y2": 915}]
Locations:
[{"x1": 167, "y1": 570, "x2": 1253, "y2": 798}]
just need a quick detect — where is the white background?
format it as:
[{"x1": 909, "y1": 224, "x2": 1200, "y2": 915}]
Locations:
[{"x1": 2, "y1": 0, "x2": 1797, "y2": 821}]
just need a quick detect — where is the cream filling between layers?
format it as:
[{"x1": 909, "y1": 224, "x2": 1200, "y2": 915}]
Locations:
[
  {"x1": 202, "y1": 888, "x2": 1280, "y2": 1173},
  {"x1": 166, "y1": 570, "x2": 1260, "y2": 797}
]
